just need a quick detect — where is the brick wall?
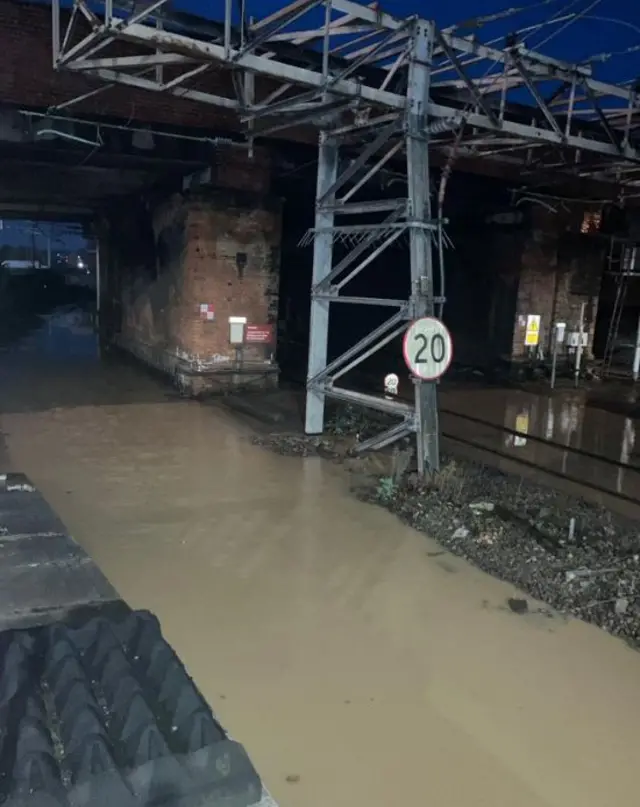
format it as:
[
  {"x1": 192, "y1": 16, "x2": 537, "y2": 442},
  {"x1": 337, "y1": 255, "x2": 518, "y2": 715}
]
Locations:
[
  {"x1": 111, "y1": 185, "x2": 281, "y2": 393},
  {"x1": 178, "y1": 195, "x2": 280, "y2": 367},
  {"x1": 117, "y1": 193, "x2": 186, "y2": 365},
  {"x1": 554, "y1": 232, "x2": 603, "y2": 350},
  {"x1": 511, "y1": 207, "x2": 605, "y2": 359},
  {"x1": 511, "y1": 225, "x2": 558, "y2": 356}
]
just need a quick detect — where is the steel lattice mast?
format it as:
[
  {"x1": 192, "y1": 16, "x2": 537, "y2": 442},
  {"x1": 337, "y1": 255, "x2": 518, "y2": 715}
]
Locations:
[{"x1": 51, "y1": 0, "x2": 640, "y2": 473}]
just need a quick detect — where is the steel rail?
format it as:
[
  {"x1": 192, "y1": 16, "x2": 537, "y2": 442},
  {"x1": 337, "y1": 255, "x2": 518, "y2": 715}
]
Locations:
[
  {"x1": 441, "y1": 431, "x2": 640, "y2": 508},
  {"x1": 439, "y1": 407, "x2": 640, "y2": 473}
]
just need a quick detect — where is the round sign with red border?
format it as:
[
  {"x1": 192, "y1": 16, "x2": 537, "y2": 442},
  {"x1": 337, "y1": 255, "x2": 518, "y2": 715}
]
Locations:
[{"x1": 402, "y1": 316, "x2": 453, "y2": 381}]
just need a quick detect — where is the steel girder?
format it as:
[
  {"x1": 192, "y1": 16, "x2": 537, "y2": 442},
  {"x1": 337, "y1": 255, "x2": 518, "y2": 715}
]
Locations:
[{"x1": 51, "y1": 0, "x2": 640, "y2": 180}]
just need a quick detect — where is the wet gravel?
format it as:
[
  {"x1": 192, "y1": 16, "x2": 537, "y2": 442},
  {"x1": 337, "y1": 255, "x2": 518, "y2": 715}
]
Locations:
[
  {"x1": 380, "y1": 460, "x2": 640, "y2": 644},
  {"x1": 252, "y1": 411, "x2": 640, "y2": 647},
  {"x1": 251, "y1": 433, "x2": 338, "y2": 458}
]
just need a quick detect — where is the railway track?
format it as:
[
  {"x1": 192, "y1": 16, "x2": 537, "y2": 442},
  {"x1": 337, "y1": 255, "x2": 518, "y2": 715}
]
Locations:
[
  {"x1": 283, "y1": 365, "x2": 640, "y2": 505},
  {"x1": 437, "y1": 409, "x2": 640, "y2": 507},
  {"x1": 385, "y1": 391, "x2": 640, "y2": 504}
]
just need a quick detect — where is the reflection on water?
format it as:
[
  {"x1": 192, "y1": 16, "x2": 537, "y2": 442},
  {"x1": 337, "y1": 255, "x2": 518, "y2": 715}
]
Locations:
[
  {"x1": 2, "y1": 302, "x2": 640, "y2": 806},
  {"x1": 343, "y1": 366, "x2": 640, "y2": 499},
  {"x1": 439, "y1": 387, "x2": 640, "y2": 501},
  {"x1": 0, "y1": 277, "x2": 97, "y2": 357},
  {"x1": 2, "y1": 306, "x2": 99, "y2": 359}
]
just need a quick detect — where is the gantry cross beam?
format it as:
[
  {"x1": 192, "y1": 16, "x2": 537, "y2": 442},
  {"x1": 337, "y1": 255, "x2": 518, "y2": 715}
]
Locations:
[{"x1": 51, "y1": 0, "x2": 640, "y2": 473}]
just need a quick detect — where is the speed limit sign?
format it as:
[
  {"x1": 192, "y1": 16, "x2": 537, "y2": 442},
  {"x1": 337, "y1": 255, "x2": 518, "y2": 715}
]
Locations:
[{"x1": 403, "y1": 317, "x2": 453, "y2": 381}]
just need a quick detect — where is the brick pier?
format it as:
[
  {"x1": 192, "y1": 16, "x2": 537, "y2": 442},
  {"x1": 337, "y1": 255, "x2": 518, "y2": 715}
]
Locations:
[{"x1": 101, "y1": 148, "x2": 282, "y2": 394}]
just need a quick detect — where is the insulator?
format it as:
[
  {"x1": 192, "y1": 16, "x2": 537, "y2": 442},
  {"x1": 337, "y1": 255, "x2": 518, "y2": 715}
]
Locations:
[{"x1": 425, "y1": 117, "x2": 464, "y2": 135}]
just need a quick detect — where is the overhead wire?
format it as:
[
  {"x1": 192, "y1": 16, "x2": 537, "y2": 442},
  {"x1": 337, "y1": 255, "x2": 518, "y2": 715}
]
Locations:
[
  {"x1": 435, "y1": 4, "x2": 592, "y2": 196},
  {"x1": 512, "y1": 188, "x2": 621, "y2": 204},
  {"x1": 531, "y1": 0, "x2": 602, "y2": 51},
  {"x1": 434, "y1": 0, "x2": 614, "y2": 316},
  {"x1": 450, "y1": 0, "x2": 570, "y2": 33},
  {"x1": 433, "y1": 0, "x2": 581, "y2": 316},
  {"x1": 576, "y1": 16, "x2": 640, "y2": 65},
  {"x1": 522, "y1": 0, "x2": 584, "y2": 46},
  {"x1": 436, "y1": 0, "x2": 612, "y2": 207},
  {"x1": 537, "y1": 5, "x2": 640, "y2": 128},
  {"x1": 274, "y1": 0, "x2": 638, "y2": 314}
]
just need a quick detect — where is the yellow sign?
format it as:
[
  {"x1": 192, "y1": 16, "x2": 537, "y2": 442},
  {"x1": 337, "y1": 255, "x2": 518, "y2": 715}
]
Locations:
[
  {"x1": 514, "y1": 412, "x2": 529, "y2": 447},
  {"x1": 525, "y1": 314, "x2": 541, "y2": 347}
]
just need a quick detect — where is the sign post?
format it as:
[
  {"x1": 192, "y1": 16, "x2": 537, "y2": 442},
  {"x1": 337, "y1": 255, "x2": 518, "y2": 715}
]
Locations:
[
  {"x1": 403, "y1": 317, "x2": 454, "y2": 474},
  {"x1": 633, "y1": 313, "x2": 640, "y2": 382},
  {"x1": 550, "y1": 322, "x2": 566, "y2": 390}
]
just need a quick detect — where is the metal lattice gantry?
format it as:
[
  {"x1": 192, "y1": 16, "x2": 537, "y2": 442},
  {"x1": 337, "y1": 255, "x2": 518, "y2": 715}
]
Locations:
[{"x1": 51, "y1": 0, "x2": 640, "y2": 473}]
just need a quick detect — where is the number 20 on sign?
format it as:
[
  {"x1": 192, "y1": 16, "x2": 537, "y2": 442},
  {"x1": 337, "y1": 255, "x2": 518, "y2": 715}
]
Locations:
[{"x1": 402, "y1": 317, "x2": 454, "y2": 381}]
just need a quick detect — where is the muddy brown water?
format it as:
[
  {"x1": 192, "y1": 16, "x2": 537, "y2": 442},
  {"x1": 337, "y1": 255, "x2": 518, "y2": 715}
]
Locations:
[{"x1": 1, "y1": 318, "x2": 640, "y2": 807}]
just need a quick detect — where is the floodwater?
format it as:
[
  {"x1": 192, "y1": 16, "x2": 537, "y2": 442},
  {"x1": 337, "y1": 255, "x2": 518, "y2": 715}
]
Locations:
[
  {"x1": 3, "y1": 304, "x2": 640, "y2": 807},
  {"x1": 439, "y1": 386, "x2": 640, "y2": 503},
  {"x1": 343, "y1": 365, "x2": 640, "y2": 503}
]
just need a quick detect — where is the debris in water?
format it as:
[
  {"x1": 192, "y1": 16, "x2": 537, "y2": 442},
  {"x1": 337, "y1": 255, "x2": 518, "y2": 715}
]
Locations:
[
  {"x1": 252, "y1": 433, "x2": 337, "y2": 458},
  {"x1": 565, "y1": 566, "x2": 623, "y2": 582},
  {"x1": 285, "y1": 775, "x2": 300, "y2": 784},
  {"x1": 615, "y1": 598, "x2": 630, "y2": 615},
  {"x1": 469, "y1": 501, "x2": 495, "y2": 513},
  {"x1": 477, "y1": 532, "x2": 496, "y2": 546},
  {"x1": 507, "y1": 598, "x2": 529, "y2": 615}
]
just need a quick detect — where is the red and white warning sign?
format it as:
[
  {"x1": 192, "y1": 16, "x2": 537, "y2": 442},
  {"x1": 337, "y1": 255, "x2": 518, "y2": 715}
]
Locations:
[
  {"x1": 245, "y1": 324, "x2": 274, "y2": 344},
  {"x1": 199, "y1": 304, "x2": 215, "y2": 322}
]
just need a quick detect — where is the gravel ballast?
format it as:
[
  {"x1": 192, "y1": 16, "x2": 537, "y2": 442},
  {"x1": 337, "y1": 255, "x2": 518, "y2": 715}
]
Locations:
[{"x1": 252, "y1": 406, "x2": 640, "y2": 647}]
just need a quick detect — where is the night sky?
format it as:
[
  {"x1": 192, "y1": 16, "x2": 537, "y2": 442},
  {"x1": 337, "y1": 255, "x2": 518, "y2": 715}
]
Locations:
[
  {"x1": 27, "y1": 0, "x2": 640, "y2": 84},
  {"x1": 171, "y1": 0, "x2": 640, "y2": 83},
  {"x1": 0, "y1": 222, "x2": 86, "y2": 252}
]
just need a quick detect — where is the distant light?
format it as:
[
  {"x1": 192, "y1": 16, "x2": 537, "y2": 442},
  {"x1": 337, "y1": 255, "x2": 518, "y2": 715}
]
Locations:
[{"x1": 581, "y1": 211, "x2": 602, "y2": 234}]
